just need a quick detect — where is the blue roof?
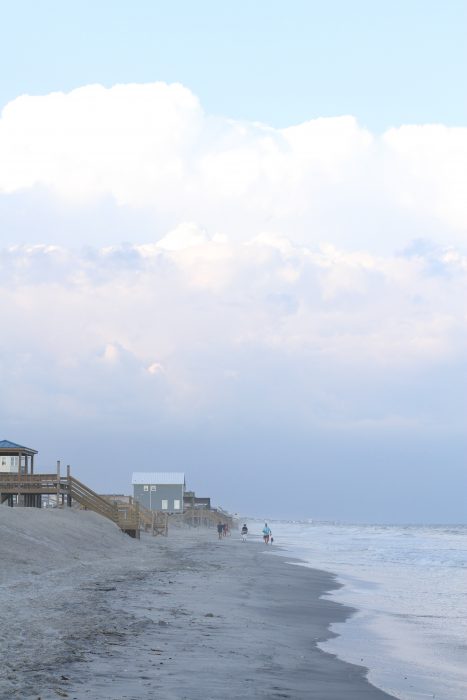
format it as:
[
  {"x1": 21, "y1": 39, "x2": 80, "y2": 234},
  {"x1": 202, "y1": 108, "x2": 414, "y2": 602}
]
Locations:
[{"x1": 0, "y1": 439, "x2": 37, "y2": 453}]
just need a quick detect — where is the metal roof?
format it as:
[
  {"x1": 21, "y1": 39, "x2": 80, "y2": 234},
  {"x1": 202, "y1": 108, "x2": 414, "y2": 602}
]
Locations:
[
  {"x1": 0, "y1": 439, "x2": 37, "y2": 454},
  {"x1": 132, "y1": 472, "x2": 185, "y2": 485}
]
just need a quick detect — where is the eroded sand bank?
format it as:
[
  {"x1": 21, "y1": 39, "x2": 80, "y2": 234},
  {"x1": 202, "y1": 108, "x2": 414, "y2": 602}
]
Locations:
[{"x1": 0, "y1": 506, "x2": 395, "y2": 699}]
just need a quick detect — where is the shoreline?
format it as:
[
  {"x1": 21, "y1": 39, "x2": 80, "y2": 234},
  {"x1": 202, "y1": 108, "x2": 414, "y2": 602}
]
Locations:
[
  {"x1": 270, "y1": 521, "x2": 467, "y2": 700},
  {"x1": 0, "y1": 507, "x2": 396, "y2": 699}
]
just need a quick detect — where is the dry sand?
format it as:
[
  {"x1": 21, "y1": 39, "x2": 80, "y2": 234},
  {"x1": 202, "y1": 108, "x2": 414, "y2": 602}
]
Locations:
[{"x1": 0, "y1": 506, "x2": 395, "y2": 700}]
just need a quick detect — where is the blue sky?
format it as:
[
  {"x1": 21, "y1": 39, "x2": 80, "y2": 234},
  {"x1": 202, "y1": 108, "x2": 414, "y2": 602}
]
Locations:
[
  {"x1": 1, "y1": 0, "x2": 465, "y2": 130},
  {"x1": 0, "y1": 1, "x2": 466, "y2": 522}
]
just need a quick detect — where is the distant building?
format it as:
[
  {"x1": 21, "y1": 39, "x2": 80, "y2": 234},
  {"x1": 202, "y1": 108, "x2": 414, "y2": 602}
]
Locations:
[
  {"x1": 184, "y1": 490, "x2": 211, "y2": 510},
  {"x1": 132, "y1": 472, "x2": 185, "y2": 513}
]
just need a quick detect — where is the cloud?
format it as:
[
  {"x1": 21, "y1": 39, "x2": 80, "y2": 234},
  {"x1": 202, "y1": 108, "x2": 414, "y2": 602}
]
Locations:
[
  {"x1": 0, "y1": 82, "x2": 202, "y2": 203},
  {"x1": 154, "y1": 222, "x2": 210, "y2": 251},
  {"x1": 0, "y1": 82, "x2": 466, "y2": 252},
  {"x1": 0, "y1": 83, "x2": 466, "y2": 520},
  {"x1": 383, "y1": 125, "x2": 467, "y2": 232},
  {"x1": 0, "y1": 229, "x2": 465, "y2": 436}
]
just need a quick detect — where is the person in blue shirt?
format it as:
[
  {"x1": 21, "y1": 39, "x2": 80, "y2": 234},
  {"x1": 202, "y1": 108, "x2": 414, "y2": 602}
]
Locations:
[{"x1": 262, "y1": 523, "x2": 272, "y2": 544}]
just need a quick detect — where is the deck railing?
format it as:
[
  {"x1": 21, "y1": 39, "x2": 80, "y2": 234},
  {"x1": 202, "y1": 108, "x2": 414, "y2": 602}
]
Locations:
[{"x1": 0, "y1": 472, "x2": 60, "y2": 491}]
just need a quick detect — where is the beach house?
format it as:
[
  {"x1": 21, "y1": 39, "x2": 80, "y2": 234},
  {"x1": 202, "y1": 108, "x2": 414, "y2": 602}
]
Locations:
[
  {"x1": 132, "y1": 472, "x2": 185, "y2": 513},
  {"x1": 0, "y1": 439, "x2": 37, "y2": 475}
]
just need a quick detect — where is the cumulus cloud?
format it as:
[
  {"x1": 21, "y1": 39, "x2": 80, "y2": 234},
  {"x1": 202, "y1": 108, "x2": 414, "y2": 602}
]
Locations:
[{"x1": 0, "y1": 82, "x2": 466, "y2": 252}]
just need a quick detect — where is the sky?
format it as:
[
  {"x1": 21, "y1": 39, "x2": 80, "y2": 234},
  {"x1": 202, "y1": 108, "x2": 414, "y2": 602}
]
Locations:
[{"x1": 0, "y1": 1, "x2": 466, "y2": 522}]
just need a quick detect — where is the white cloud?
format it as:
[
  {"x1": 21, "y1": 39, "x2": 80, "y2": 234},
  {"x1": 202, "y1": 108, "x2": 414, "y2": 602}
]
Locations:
[
  {"x1": 0, "y1": 82, "x2": 202, "y2": 204},
  {"x1": 0, "y1": 82, "x2": 466, "y2": 253},
  {"x1": 155, "y1": 222, "x2": 209, "y2": 251},
  {"x1": 383, "y1": 125, "x2": 467, "y2": 232},
  {"x1": 102, "y1": 343, "x2": 121, "y2": 364},
  {"x1": 147, "y1": 362, "x2": 164, "y2": 375}
]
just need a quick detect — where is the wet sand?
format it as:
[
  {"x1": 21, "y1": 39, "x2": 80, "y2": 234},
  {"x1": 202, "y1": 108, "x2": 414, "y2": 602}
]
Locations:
[{"x1": 0, "y1": 507, "x2": 396, "y2": 699}]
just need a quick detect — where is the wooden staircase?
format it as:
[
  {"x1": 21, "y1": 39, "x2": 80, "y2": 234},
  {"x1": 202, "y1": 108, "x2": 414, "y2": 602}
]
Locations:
[
  {"x1": 109, "y1": 499, "x2": 168, "y2": 536},
  {"x1": 69, "y1": 476, "x2": 120, "y2": 523},
  {"x1": 138, "y1": 503, "x2": 169, "y2": 536}
]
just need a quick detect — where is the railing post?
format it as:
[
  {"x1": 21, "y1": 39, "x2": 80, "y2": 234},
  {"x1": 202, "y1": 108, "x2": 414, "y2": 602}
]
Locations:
[
  {"x1": 17, "y1": 451, "x2": 22, "y2": 507},
  {"x1": 66, "y1": 464, "x2": 72, "y2": 507},
  {"x1": 56, "y1": 460, "x2": 61, "y2": 508}
]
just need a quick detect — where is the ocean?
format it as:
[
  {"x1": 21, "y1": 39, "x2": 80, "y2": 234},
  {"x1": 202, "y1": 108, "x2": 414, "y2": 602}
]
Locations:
[{"x1": 266, "y1": 521, "x2": 467, "y2": 700}]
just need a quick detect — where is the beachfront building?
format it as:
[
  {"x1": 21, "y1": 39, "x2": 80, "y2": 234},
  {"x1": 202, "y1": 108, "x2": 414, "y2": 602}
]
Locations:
[
  {"x1": 0, "y1": 439, "x2": 37, "y2": 475},
  {"x1": 132, "y1": 472, "x2": 185, "y2": 513},
  {"x1": 184, "y1": 490, "x2": 211, "y2": 510}
]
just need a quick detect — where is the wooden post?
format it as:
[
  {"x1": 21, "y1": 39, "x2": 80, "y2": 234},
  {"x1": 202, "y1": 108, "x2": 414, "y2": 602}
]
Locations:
[
  {"x1": 31, "y1": 454, "x2": 34, "y2": 475},
  {"x1": 66, "y1": 465, "x2": 72, "y2": 507},
  {"x1": 17, "y1": 451, "x2": 22, "y2": 506},
  {"x1": 56, "y1": 460, "x2": 61, "y2": 508}
]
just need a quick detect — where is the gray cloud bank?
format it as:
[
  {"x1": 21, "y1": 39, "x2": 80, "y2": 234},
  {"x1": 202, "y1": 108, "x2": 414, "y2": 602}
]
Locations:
[{"x1": 0, "y1": 83, "x2": 466, "y2": 521}]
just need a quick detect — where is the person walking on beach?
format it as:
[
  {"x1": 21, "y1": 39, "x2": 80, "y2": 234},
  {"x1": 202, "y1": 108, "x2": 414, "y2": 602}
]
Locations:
[
  {"x1": 241, "y1": 524, "x2": 248, "y2": 542},
  {"x1": 217, "y1": 522, "x2": 224, "y2": 540},
  {"x1": 262, "y1": 523, "x2": 272, "y2": 544}
]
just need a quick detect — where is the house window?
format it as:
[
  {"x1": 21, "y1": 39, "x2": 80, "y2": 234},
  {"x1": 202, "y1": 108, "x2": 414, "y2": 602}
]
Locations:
[
  {"x1": 161, "y1": 500, "x2": 168, "y2": 510},
  {"x1": 143, "y1": 485, "x2": 149, "y2": 492},
  {"x1": 150, "y1": 485, "x2": 157, "y2": 491},
  {"x1": 173, "y1": 499, "x2": 180, "y2": 510},
  {"x1": 1, "y1": 458, "x2": 6, "y2": 467}
]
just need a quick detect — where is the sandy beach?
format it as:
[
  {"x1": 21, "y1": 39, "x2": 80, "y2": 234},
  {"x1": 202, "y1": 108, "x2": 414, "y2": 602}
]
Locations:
[{"x1": 0, "y1": 506, "x2": 396, "y2": 700}]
